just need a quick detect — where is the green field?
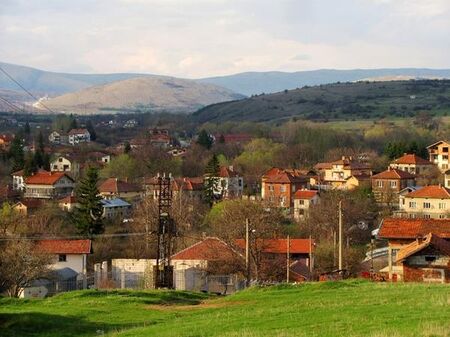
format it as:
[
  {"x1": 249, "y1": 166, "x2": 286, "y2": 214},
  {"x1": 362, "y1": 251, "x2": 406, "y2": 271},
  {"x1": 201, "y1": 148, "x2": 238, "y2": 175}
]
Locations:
[{"x1": 1, "y1": 280, "x2": 450, "y2": 337}]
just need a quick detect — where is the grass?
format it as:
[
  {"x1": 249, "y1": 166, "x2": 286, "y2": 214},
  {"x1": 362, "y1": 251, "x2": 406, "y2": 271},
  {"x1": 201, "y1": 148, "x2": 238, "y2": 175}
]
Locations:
[{"x1": 1, "y1": 280, "x2": 450, "y2": 337}]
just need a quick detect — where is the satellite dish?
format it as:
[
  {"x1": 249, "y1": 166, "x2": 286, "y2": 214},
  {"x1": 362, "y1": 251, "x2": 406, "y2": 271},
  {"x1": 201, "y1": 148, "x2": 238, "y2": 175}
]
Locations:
[{"x1": 357, "y1": 221, "x2": 368, "y2": 230}]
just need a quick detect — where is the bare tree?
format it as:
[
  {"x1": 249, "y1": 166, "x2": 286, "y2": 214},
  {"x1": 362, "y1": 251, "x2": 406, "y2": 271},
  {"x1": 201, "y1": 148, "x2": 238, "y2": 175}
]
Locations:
[{"x1": 0, "y1": 240, "x2": 52, "y2": 297}]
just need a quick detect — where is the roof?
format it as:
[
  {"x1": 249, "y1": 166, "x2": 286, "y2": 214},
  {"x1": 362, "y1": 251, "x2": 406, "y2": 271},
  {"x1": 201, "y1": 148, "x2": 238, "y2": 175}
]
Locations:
[
  {"x1": 219, "y1": 166, "x2": 240, "y2": 178},
  {"x1": 99, "y1": 178, "x2": 142, "y2": 193},
  {"x1": 172, "y1": 237, "x2": 239, "y2": 260},
  {"x1": 314, "y1": 162, "x2": 332, "y2": 170},
  {"x1": 263, "y1": 167, "x2": 309, "y2": 184},
  {"x1": 378, "y1": 218, "x2": 450, "y2": 239},
  {"x1": 101, "y1": 198, "x2": 131, "y2": 208},
  {"x1": 294, "y1": 190, "x2": 318, "y2": 199},
  {"x1": 35, "y1": 239, "x2": 92, "y2": 254},
  {"x1": 405, "y1": 185, "x2": 450, "y2": 199},
  {"x1": 427, "y1": 140, "x2": 450, "y2": 149},
  {"x1": 372, "y1": 168, "x2": 415, "y2": 180},
  {"x1": 347, "y1": 173, "x2": 372, "y2": 181},
  {"x1": 145, "y1": 176, "x2": 204, "y2": 191},
  {"x1": 25, "y1": 171, "x2": 73, "y2": 185},
  {"x1": 235, "y1": 238, "x2": 314, "y2": 254},
  {"x1": 396, "y1": 233, "x2": 450, "y2": 262},
  {"x1": 329, "y1": 157, "x2": 371, "y2": 170},
  {"x1": 11, "y1": 169, "x2": 24, "y2": 177},
  {"x1": 68, "y1": 128, "x2": 90, "y2": 136},
  {"x1": 392, "y1": 153, "x2": 433, "y2": 165}
]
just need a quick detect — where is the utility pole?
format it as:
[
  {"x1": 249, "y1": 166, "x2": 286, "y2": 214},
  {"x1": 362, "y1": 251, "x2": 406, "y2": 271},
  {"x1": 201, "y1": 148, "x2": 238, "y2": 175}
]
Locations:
[
  {"x1": 286, "y1": 235, "x2": 290, "y2": 283},
  {"x1": 338, "y1": 200, "x2": 343, "y2": 271},
  {"x1": 245, "y1": 218, "x2": 250, "y2": 287},
  {"x1": 309, "y1": 234, "x2": 313, "y2": 277}
]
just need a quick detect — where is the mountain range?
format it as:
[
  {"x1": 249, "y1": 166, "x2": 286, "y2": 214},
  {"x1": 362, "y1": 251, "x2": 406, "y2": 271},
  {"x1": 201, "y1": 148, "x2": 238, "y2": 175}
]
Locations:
[{"x1": 2, "y1": 62, "x2": 450, "y2": 114}]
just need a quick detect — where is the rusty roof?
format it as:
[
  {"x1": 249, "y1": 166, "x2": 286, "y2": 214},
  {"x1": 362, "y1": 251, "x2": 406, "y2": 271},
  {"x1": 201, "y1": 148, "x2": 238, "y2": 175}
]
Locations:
[
  {"x1": 378, "y1": 218, "x2": 450, "y2": 239},
  {"x1": 396, "y1": 233, "x2": 450, "y2": 262}
]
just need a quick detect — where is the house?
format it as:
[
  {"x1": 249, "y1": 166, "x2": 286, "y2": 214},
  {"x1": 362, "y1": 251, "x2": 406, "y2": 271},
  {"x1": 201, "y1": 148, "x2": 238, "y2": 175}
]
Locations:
[
  {"x1": 235, "y1": 238, "x2": 315, "y2": 281},
  {"x1": 390, "y1": 153, "x2": 434, "y2": 175},
  {"x1": 12, "y1": 199, "x2": 44, "y2": 215},
  {"x1": 172, "y1": 237, "x2": 243, "y2": 292},
  {"x1": 371, "y1": 168, "x2": 415, "y2": 205},
  {"x1": 11, "y1": 169, "x2": 25, "y2": 191},
  {"x1": 398, "y1": 185, "x2": 450, "y2": 219},
  {"x1": 101, "y1": 198, "x2": 132, "y2": 219},
  {"x1": 317, "y1": 156, "x2": 372, "y2": 188},
  {"x1": 58, "y1": 195, "x2": 78, "y2": 212},
  {"x1": 35, "y1": 239, "x2": 92, "y2": 275},
  {"x1": 48, "y1": 131, "x2": 68, "y2": 145},
  {"x1": 123, "y1": 119, "x2": 138, "y2": 128},
  {"x1": 344, "y1": 173, "x2": 371, "y2": 190},
  {"x1": 24, "y1": 171, "x2": 75, "y2": 199},
  {"x1": 213, "y1": 166, "x2": 244, "y2": 199},
  {"x1": 0, "y1": 133, "x2": 14, "y2": 150},
  {"x1": 293, "y1": 190, "x2": 319, "y2": 220},
  {"x1": 149, "y1": 128, "x2": 171, "y2": 148},
  {"x1": 377, "y1": 218, "x2": 450, "y2": 281},
  {"x1": 396, "y1": 233, "x2": 450, "y2": 283},
  {"x1": 261, "y1": 168, "x2": 311, "y2": 211},
  {"x1": 68, "y1": 128, "x2": 91, "y2": 146},
  {"x1": 50, "y1": 156, "x2": 80, "y2": 177},
  {"x1": 98, "y1": 178, "x2": 143, "y2": 202},
  {"x1": 427, "y1": 140, "x2": 450, "y2": 172},
  {"x1": 144, "y1": 176, "x2": 204, "y2": 202},
  {"x1": 444, "y1": 170, "x2": 450, "y2": 189}
]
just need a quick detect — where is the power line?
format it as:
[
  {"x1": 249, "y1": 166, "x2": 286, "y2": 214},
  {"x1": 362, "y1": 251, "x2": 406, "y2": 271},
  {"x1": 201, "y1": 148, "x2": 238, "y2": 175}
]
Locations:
[
  {"x1": 0, "y1": 95, "x2": 23, "y2": 113},
  {"x1": 0, "y1": 66, "x2": 56, "y2": 114}
]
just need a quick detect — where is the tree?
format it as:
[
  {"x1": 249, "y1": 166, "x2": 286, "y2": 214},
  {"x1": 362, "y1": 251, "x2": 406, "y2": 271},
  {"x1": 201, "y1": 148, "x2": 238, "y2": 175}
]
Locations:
[
  {"x1": 86, "y1": 120, "x2": 96, "y2": 141},
  {"x1": 124, "y1": 141, "x2": 131, "y2": 154},
  {"x1": 24, "y1": 122, "x2": 31, "y2": 135},
  {"x1": 203, "y1": 154, "x2": 220, "y2": 206},
  {"x1": 72, "y1": 167, "x2": 104, "y2": 236},
  {"x1": 100, "y1": 154, "x2": 138, "y2": 180},
  {"x1": 197, "y1": 129, "x2": 213, "y2": 150},
  {"x1": 69, "y1": 115, "x2": 78, "y2": 131},
  {"x1": 8, "y1": 134, "x2": 24, "y2": 172},
  {"x1": 0, "y1": 240, "x2": 51, "y2": 297},
  {"x1": 23, "y1": 151, "x2": 37, "y2": 177}
]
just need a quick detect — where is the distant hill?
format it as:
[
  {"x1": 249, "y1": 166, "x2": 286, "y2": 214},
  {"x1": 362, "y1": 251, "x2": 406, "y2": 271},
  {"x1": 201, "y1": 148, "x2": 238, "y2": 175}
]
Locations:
[
  {"x1": 199, "y1": 69, "x2": 450, "y2": 96},
  {"x1": 37, "y1": 76, "x2": 244, "y2": 114},
  {"x1": 192, "y1": 80, "x2": 450, "y2": 124},
  {"x1": 0, "y1": 62, "x2": 148, "y2": 97}
]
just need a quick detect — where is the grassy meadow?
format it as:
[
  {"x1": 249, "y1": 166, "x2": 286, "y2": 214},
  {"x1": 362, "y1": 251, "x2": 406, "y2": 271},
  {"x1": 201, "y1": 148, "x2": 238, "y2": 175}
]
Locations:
[{"x1": 1, "y1": 280, "x2": 450, "y2": 337}]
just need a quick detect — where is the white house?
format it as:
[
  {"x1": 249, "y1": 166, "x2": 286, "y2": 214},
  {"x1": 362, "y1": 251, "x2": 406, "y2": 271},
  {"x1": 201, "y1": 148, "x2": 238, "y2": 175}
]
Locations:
[
  {"x1": 293, "y1": 190, "x2": 320, "y2": 220},
  {"x1": 50, "y1": 156, "x2": 80, "y2": 177},
  {"x1": 68, "y1": 128, "x2": 91, "y2": 146},
  {"x1": 48, "y1": 131, "x2": 68, "y2": 145},
  {"x1": 11, "y1": 169, "x2": 25, "y2": 191},
  {"x1": 24, "y1": 171, "x2": 75, "y2": 199},
  {"x1": 214, "y1": 166, "x2": 244, "y2": 199}
]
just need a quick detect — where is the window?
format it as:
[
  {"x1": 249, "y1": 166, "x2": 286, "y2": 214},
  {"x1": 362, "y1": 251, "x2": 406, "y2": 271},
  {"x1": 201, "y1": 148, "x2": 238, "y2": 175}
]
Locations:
[
  {"x1": 376, "y1": 181, "x2": 383, "y2": 188},
  {"x1": 425, "y1": 256, "x2": 437, "y2": 262},
  {"x1": 268, "y1": 185, "x2": 274, "y2": 191},
  {"x1": 58, "y1": 254, "x2": 67, "y2": 262},
  {"x1": 390, "y1": 181, "x2": 397, "y2": 188},
  {"x1": 439, "y1": 214, "x2": 446, "y2": 219},
  {"x1": 423, "y1": 214, "x2": 431, "y2": 219},
  {"x1": 423, "y1": 202, "x2": 431, "y2": 209},
  {"x1": 409, "y1": 201, "x2": 416, "y2": 209},
  {"x1": 443, "y1": 147, "x2": 449, "y2": 153},
  {"x1": 280, "y1": 185, "x2": 286, "y2": 193},
  {"x1": 444, "y1": 155, "x2": 449, "y2": 161},
  {"x1": 439, "y1": 203, "x2": 446, "y2": 210},
  {"x1": 443, "y1": 164, "x2": 449, "y2": 170},
  {"x1": 58, "y1": 158, "x2": 63, "y2": 162},
  {"x1": 299, "y1": 200, "x2": 305, "y2": 205}
]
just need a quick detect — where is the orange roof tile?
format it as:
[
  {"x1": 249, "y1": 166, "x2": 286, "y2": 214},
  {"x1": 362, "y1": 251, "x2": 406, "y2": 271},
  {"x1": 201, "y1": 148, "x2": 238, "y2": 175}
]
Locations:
[
  {"x1": 68, "y1": 128, "x2": 89, "y2": 135},
  {"x1": 372, "y1": 168, "x2": 415, "y2": 180},
  {"x1": 35, "y1": 239, "x2": 92, "y2": 254},
  {"x1": 25, "y1": 171, "x2": 73, "y2": 185},
  {"x1": 396, "y1": 233, "x2": 450, "y2": 262},
  {"x1": 378, "y1": 218, "x2": 450, "y2": 239},
  {"x1": 294, "y1": 190, "x2": 318, "y2": 199},
  {"x1": 172, "y1": 237, "x2": 239, "y2": 260},
  {"x1": 235, "y1": 238, "x2": 314, "y2": 254},
  {"x1": 99, "y1": 178, "x2": 142, "y2": 193},
  {"x1": 405, "y1": 185, "x2": 450, "y2": 199},
  {"x1": 393, "y1": 153, "x2": 433, "y2": 165}
]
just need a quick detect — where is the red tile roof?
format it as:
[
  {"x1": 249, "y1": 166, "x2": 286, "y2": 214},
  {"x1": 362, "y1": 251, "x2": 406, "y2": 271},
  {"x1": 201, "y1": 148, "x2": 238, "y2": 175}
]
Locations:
[
  {"x1": 372, "y1": 168, "x2": 415, "y2": 180},
  {"x1": 36, "y1": 239, "x2": 92, "y2": 254},
  {"x1": 378, "y1": 218, "x2": 450, "y2": 239},
  {"x1": 68, "y1": 128, "x2": 89, "y2": 136},
  {"x1": 99, "y1": 178, "x2": 142, "y2": 193},
  {"x1": 405, "y1": 185, "x2": 450, "y2": 199},
  {"x1": 25, "y1": 171, "x2": 73, "y2": 185},
  {"x1": 11, "y1": 169, "x2": 25, "y2": 177},
  {"x1": 294, "y1": 190, "x2": 318, "y2": 199},
  {"x1": 172, "y1": 237, "x2": 239, "y2": 260},
  {"x1": 263, "y1": 168, "x2": 309, "y2": 184},
  {"x1": 219, "y1": 166, "x2": 239, "y2": 178},
  {"x1": 235, "y1": 238, "x2": 314, "y2": 254},
  {"x1": 396, "y1": 233, "x2": 450, "y2": 262},
  {"x1": 392, "y1": 153, "x2": 433, "y2": 165}
]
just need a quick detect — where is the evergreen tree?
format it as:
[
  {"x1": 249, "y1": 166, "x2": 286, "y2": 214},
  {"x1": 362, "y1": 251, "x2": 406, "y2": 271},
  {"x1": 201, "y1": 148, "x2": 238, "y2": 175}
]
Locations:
[
  {"x1": 196, "y1": 129, "x2": 213, "y2": 149},
  {"x1": 8, "y1": 135, "x2": 24, "y2": 172},
  {"x1": 72, "y1": 167, "x2": 104, "y2": 236},
  {"x1": 86, "y1": 120, "x2": 96, "y2": 141},
  {"x1": 24, "y1": 122, "x2": 31, "y2": 135},
  {"x1": 68, "y1": 115, "x2": 78, "y2": 132},
  {"x1": 203, "y1": 154, "x2": 221, "y2": 206},
  {"x1": 33, "y1": 132, "x2": 47, "y2": 169},
  {"x1": 123, "y1": 141, "x2": 131, "y2": 154},
  {"x1": 23, "y1": 152, "x2": 37, "y2": 177}
]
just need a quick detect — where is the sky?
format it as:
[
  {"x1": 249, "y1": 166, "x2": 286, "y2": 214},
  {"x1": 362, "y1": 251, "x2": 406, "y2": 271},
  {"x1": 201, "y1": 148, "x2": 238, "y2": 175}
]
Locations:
[{"x1": 1, "y1": 0, "x2": 450, "y2": 78}]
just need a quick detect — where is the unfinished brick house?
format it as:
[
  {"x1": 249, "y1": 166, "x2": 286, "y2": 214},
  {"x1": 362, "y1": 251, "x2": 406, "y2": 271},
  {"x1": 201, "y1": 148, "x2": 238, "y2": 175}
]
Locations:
[{"x1": 377, "y1": 218, "x2": 450, "y2": 281}]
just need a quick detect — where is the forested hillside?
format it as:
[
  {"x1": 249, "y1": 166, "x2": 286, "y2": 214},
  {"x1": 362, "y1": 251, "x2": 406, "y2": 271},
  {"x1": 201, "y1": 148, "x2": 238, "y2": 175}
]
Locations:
[{"x1": 193, "y1": 80, "x2": 450, "y2": 124}]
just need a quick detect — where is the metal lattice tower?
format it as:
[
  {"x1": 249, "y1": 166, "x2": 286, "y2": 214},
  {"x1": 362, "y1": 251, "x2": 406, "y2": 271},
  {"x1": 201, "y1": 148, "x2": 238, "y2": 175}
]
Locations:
[{"x1": 154, "y1": 173, "x2": 176, "y2": 289}]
